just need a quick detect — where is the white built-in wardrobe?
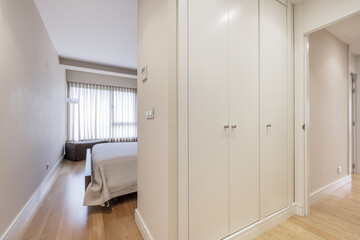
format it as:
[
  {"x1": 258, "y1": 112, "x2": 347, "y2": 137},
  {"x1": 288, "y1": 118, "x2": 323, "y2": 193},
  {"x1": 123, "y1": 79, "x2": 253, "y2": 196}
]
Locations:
[{"x1": 188, "y1": 0, "x2": 288, "y2": 239}]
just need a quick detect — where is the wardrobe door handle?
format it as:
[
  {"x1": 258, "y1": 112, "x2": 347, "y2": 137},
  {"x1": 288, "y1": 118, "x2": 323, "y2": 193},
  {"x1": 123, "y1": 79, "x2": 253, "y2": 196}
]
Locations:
[
  {"x1": 266, "y1": 124, "x2": 272, "y2": 128},
  {"x1": 224, "y1": 125, "x2": 230, "y2": 129},
  {"x1": 231, "y1": 125, "x2": 237, "y2": 129}
]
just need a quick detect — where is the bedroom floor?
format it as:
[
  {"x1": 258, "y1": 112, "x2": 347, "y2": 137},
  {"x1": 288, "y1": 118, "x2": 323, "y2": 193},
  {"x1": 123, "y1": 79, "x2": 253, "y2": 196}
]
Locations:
[{"x1": 14, "y1": 160, "x2": 142, "y2": 240}]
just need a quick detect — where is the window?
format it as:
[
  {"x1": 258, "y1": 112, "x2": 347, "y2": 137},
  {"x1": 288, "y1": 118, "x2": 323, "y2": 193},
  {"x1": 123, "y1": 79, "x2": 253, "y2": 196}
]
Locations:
[{"x1": 68, "y1": 82, "x2": 137, "y2": 142}]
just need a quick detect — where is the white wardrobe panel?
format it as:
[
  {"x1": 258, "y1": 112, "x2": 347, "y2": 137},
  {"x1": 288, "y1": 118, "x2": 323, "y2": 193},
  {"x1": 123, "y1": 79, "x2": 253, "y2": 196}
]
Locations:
[
  {"x1": 260, "y1": 0, "x2": 288, "y2": 218},
  {"x1": 188, "y1": 0, "x2": 229, "y2": 239},
  {"x1": 229, "y1": 0, "x2": 260, "y2": 233}
]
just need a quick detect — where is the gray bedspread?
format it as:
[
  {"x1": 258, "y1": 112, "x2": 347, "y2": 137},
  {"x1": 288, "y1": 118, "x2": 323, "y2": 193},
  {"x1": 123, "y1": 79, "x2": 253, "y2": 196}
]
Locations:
[{"x1": 83, "y1": 142, "x2": 137, "y2": 206}]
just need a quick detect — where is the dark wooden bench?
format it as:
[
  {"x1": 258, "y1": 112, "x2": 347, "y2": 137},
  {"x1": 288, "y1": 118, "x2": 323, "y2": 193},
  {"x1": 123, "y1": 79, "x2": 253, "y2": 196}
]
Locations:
[{"x1": 65, "y1": 140, "x2": 107, "y2": 161}]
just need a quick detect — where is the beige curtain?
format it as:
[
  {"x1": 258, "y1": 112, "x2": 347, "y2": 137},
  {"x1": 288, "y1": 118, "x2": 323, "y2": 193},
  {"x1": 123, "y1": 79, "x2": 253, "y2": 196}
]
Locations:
[{"x1": 68, "y1": 82, "x2": 137, "y2": 142}]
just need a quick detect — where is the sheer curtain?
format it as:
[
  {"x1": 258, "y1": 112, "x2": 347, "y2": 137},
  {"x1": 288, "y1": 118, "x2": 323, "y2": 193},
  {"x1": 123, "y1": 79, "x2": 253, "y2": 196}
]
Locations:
[{"x1": 68, "y1": 82, "x2": 137, "y2": 142}]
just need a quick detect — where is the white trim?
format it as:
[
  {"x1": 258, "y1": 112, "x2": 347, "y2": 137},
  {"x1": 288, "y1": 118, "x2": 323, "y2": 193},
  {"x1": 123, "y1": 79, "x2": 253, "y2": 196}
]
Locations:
[
  {"x1": 224, "y1": 207, "x2": 297, "y2": 240},
  {"x1": 294, "y1": 2, "x2": 307, "y2": 217},
  {"x1": 309, "y1": 175, "x2": 351, "y2": 206},
  {"x1": 59, "y1": 57, "x2": 137, "y2": 79},
  {"x1": 304, "y1": 34, "x2": 310, "y2": 216},
  {"x1": 135, "y1": 209, "x2": 154, "y2": 240},
  {"x1": 293, "y1": 203, "x2": 304, "y2": 216},
  {"x1": 287, "y1": 0, "x2": 295, "y2": 208},
  {"x1": 1, "y1": 155, "x2": 64, "y2": 240},
  {"x1": 177, "y1": 0, "x2": 189, "y2": 239},
  {"x1": 62, "y1": 65, "x2": 137, "y2": 80},
  {"x1": 66, "y1": 70, "x2": 137, "y2": 89}
]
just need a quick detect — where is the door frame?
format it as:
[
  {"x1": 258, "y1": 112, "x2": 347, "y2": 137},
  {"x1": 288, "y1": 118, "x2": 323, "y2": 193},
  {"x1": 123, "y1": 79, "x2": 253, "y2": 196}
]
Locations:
[
  {"x1": 177, "y1": 0, "x2": 295, "y2": 239},
  {"x1": 351, "y1": 72, "x2": 357, "y2": 174},
  {"x1": 300, "y1": 19, "x2": 357, "y2": 218},
  {"x1": 304, "y1": 34, "x2": 310, "y2": 216}
]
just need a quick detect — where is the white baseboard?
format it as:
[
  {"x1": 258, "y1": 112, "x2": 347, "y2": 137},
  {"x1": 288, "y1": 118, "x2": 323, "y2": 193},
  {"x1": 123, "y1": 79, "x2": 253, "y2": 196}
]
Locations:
[
  {"x1": 224, "y1": 206, "x2": 297, "y2": 240},
  {"x1": 135, "y1": 206, "x2": 298, "y2": 240},
  {"x1": 310, "y1": 175, "x2": 351, "y2": 206},
  {"x1": 1, "y1": 155, "x2": 64, "y2": 240},
  {"x1": 294, "y1": 203, "x2": 304, "y2": 216},
  {"x1": 135, "y1": 209, "x2": 154, "y2": 240}
]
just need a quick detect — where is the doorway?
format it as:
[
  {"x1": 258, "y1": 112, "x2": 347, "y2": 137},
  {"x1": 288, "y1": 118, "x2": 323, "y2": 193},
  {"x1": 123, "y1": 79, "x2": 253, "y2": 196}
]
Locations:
[{"x1": 305, "y1": 12, "x2": 360, "y2": 215}]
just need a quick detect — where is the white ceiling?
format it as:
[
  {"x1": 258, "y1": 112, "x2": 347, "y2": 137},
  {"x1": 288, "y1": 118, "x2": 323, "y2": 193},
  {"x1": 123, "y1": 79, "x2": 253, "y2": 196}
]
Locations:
[
  {"x1": 34, "y1": 0, "x2": 137, "y2": 69},
  {"x1": 326, "y1": 13, "x2": 360, "y2": 56}
]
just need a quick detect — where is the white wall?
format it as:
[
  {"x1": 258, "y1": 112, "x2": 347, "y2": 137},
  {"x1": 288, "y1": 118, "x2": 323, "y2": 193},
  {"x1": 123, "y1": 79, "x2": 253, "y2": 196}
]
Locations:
[
  {"x1": 0, "y1": 0, "x2": 66, "y2": 237},
  {"x1": 137, "y1": 0, "x2": 177, "y2": 239},
  {"x1": 356, "y1": 56, "x2": 360, "y2": 173},
  {"x1": 66, "y1": 70, "x2": 137, "y2": 89},
  {"x1": 309, "y1": 29, "x2": 349, "y2": 193}
]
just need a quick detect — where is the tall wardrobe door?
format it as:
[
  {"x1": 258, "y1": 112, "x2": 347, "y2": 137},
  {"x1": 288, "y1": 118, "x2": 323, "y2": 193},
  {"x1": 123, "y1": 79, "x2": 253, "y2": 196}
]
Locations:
[
  {"x1": 259, "y1": 0, "x2": 288, "y2": 218},
  {"x1": 229, "y1": 0, "x2": 260, "y2": 233},
  {"x1": 188, "y1": 0, "x2": 229, "y2": 239}
]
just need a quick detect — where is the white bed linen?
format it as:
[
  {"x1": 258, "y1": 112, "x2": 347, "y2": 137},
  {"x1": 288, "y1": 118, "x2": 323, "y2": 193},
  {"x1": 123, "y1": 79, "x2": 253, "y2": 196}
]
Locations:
[{"x1": 83, "y1": 142, "x2": 137, "y2": 206}]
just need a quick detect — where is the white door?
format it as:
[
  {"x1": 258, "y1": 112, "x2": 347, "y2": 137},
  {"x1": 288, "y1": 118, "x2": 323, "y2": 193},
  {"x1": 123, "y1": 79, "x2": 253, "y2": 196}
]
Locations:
[
  {"x1": 188, "y1": 0, "x2": 229, "y2": 239},
  {"x1": 259, "y1": 0, "x2": 288, "y2": 218},
  {"x1": 229, "y1": 0, "x2": 260, "y2": 233}
]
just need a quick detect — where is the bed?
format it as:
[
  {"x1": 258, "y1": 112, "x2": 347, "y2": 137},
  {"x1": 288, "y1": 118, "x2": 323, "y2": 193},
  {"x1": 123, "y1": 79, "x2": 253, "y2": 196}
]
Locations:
[{"x1": 83, "y1": 142, "x2": 137, "y2": 206}]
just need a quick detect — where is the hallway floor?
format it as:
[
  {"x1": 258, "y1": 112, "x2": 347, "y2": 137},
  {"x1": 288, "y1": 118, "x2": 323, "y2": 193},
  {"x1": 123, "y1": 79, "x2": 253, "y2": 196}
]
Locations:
[
  {"x1": 256, "y1": 174, "x2": 360, "y2": 240},
  {"x1": 16, "y1": 160, "x2": 360, "y2": 240}
]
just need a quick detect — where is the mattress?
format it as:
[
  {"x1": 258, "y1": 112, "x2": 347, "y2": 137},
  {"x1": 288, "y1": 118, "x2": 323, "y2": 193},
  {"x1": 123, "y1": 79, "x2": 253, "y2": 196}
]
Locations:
[{"x1": 83, "y1": 142, "x2": 137, "y2": 206}]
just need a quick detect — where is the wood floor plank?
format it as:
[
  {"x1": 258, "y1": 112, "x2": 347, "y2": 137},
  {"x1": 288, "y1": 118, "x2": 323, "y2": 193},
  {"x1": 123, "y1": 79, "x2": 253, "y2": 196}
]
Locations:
[
  {"x1": 16, "y1": 160, "x2": 142, "y2": 240},
  {"x1": 16, "y1": 159, "x2": 360, "y2": 240},
  {"x1": 287, "y1": 216, "x2": 342, "y2": 240},
  {"x1": 256, "y1": 174, "x2": 360, "y2": 240}
]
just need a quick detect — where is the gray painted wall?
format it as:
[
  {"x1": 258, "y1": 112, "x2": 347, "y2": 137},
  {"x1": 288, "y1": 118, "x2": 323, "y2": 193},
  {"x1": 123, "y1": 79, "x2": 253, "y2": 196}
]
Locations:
[{"x1": 0, "y1": 0, "x2": 66, "y2": 236}]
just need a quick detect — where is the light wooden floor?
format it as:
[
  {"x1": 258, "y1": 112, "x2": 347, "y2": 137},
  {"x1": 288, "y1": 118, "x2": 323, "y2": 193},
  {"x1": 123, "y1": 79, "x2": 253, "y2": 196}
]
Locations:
[
  {"x1": 16, "y1": 160, "x2": 360, "y2": 240},
  {"x1": 15, "y1": 160, "x2": 142, "y2": 240},
  {"x1": 256, "y1": 174, "x2": 360, "y2": 240}
]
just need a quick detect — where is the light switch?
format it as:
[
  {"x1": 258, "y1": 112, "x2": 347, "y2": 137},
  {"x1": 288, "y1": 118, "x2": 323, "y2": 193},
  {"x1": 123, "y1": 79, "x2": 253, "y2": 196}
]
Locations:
[{"x1": 146, "y1": 108, "x2": 154, "y2": 119}]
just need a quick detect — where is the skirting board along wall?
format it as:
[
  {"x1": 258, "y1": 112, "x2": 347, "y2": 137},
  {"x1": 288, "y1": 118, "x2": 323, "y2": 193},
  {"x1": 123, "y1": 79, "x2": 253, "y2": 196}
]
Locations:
[
  {"x1": 224, "y1": 206, "x2": 300, "y2": 240},
  {"x1": 135, "y1": 209, "x2": 154, "y2": 240},
  {"x1": 0, "y1": 156, "x2": 64, "y2": 240},
  {"x1": 135, "y1": 205, "x2": 302, "y2": 240},
  {"x1": 310, "y1": 175, "x2": 351, "y2": 206}
]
